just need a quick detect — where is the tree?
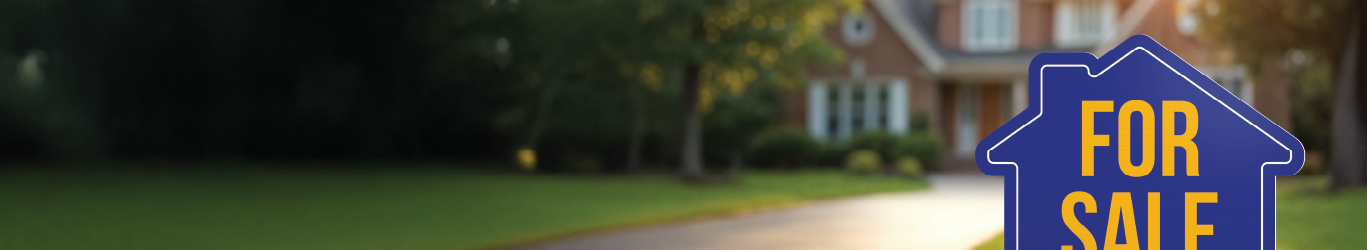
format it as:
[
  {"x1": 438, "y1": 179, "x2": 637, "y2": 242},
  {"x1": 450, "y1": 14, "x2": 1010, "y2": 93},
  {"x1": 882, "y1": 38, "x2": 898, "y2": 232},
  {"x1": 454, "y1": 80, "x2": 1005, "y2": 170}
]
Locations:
[
  {"x1": 703, "y1": 81, "x2": 782, "y2": 171},
  {"x1": 487, "y1": 0, "x2": 853, "y2": 175},
  {"x1": 477, "y1": 0, "x2": 692, "y2": 172},
  {"x1": 676, "y1": 0, "x2": 855, "y2": 176},
  {"x1": 0, "y1": 0, "x2": 526, "y2": 161},
  {"x1": 1199, "y1": 0, "x2": 1366, "y2": 189}
]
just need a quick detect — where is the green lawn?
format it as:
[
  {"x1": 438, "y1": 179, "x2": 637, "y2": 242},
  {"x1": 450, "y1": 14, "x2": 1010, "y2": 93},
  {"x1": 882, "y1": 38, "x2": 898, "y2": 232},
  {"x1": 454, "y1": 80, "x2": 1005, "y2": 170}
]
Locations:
[
  {"x1": 972, "y1": 175, "x2": 1367, "y2": 250},
  {"x1": 1276, "y1": 176, "x2": 1367, "y2": 250},
  {"x1": 0, "y1": 166, "x2": 926, "y2": 250},
  {"x1": 974, "y1": 233, "x2": 1005, "y2": 250}
]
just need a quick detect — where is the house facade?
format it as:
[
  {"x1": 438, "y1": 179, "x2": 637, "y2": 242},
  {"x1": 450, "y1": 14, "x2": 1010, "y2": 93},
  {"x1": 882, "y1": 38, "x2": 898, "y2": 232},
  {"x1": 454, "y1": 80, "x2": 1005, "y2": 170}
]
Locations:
[{"x1": 793, "y1": 0, "x2": 1280, "y2": 171}]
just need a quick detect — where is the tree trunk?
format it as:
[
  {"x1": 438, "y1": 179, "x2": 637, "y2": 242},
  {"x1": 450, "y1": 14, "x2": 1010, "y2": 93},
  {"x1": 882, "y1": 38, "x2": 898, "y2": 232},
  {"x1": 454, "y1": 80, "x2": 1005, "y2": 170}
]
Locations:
[
  {"x1": 680, "y1": 63, "x2": 704, "y2": 176},
  {"x1": 527, "y1": 78, "x2": 564, "y2": 149},
  {"x1": 729, "y1": 149, "x2": 744, "y2": 174},
  {"x1": 626, "y1": 85, "x2": 645, "y2": 172},
  {"x1": 1330, "y1": 3, "x2": 1367, "y2": 191}
]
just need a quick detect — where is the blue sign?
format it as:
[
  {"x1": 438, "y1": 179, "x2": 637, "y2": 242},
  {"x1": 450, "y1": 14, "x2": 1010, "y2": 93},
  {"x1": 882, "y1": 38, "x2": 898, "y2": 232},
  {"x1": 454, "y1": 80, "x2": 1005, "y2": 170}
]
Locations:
[{"x1": 976, "y1": 35, "x2": 1303, "y2": 250}]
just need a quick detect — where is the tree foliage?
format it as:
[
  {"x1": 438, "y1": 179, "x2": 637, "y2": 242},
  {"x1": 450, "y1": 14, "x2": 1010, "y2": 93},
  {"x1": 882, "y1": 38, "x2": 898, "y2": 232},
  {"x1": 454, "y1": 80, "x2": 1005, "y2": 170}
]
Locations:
[
  {"x1": 1197, "y1": 0, "x2": 1350, "y2": 153},
  {"x1": 0, "y1": 0, "x2": 856, "y2": 168},
  {"x1": 0, "y1": 0, "x2": 519, "y2": 160},
  {"x1": 1201, "y1": 0, "x2": 1367, "y2": 189},
  {"x1": 1197, "y1": 0, "x2": 1350, "y2": 65},
  {"x1": 469, "y1": 0, "x2": 856, "y2": 171}
]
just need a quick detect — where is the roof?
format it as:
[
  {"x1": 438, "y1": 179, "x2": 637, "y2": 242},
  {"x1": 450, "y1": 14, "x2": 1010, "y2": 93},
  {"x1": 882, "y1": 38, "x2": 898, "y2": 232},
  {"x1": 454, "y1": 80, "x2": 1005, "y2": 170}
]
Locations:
[{"x1": 868, "y1": 0, "x2": 1159, "y2": 80}]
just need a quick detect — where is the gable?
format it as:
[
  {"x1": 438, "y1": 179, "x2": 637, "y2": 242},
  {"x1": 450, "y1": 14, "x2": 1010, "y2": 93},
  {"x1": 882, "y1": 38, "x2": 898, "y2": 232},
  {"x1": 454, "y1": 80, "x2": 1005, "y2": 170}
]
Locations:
[{"x1": 809, "y1": 1, "x2": 929, "y2": 79}]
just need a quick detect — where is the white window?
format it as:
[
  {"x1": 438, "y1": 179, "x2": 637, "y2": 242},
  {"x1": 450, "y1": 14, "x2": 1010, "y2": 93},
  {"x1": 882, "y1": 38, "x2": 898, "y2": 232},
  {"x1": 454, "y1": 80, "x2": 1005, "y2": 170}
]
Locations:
[
  {"x1": 1054, "y1": 0, "x2": 1116, "y2": 48},
  {"x1": 962, "y1": 0, "x2": 1017, "y2": 52},
  {"x1": 842, "y1": 13, "x2": 876, "y2": 47},
  {"x1": 807, "y1": 80, "x2": 910, "y2": 142}
]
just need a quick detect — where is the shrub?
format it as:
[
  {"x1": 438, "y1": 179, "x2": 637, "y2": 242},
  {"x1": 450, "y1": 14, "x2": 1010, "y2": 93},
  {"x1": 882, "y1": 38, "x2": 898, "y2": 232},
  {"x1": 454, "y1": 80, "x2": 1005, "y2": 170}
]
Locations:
[
  {"x1": 812, "y1": 147, "x2": 850, "y2": 167},
  {"x1": 846, "y1": 129, "x2": 944, "y2": 172},
  {"x1": 748, "y1": 126, "x2": 821, "y2": 168},
  {"x1": 845, "y1": 150, "x2": 883, "y2": 174},
  {"x1": 911, "y1": 112, "x2": 932, "y2": 132},
  {"x1": 895, "y1": 156, "x2": 924, "y2": 177},
  {"x1": 891, "y1": 131, "x2": 944, "y2": 172},
  {"x1": 846, "y1": 129, "x2": 898, "y2": 158}
]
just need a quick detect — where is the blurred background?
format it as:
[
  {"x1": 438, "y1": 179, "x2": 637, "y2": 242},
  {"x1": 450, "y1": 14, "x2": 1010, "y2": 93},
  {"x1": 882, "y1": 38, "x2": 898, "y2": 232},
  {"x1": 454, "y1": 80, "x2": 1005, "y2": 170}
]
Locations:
[{"x1": 0, "y1": 0, "x2": 1362, "y2": 249}]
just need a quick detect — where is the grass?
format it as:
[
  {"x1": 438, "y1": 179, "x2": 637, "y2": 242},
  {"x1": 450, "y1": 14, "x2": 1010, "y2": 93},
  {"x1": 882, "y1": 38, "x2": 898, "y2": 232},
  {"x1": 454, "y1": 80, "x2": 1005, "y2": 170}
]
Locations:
[
  {"x1": 1275, "y1": 175, "x2": 1367, "y2": 250},
  {"x1": 971, "y1": 175, "x2": 1367, "y2": 250},
  {"x1": 973, "y1": 233, "x2": 1005, "y2": 250},
  {"x1": 0, "y1": 165, "x2": 927, "y2": 250}
]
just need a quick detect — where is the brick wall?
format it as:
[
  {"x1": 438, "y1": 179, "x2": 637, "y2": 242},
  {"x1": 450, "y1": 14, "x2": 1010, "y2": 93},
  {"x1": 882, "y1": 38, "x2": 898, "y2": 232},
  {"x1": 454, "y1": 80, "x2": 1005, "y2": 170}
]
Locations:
[
  {"x1": 1126, "y1": 0, "x2": 1209, "y2": 64},
  {"x1": 938, "y1": 2, "x2": 961, "y2": 50},
  {"x1": 1018, "y1": 1, "x2": 1054, "y2": 50},
  {"x1": 1255, "y1": 59, "x2": 1294, "y2": 131},
  {"x1": 796, "y1": 1, "x2": 938, "y2": 133}
]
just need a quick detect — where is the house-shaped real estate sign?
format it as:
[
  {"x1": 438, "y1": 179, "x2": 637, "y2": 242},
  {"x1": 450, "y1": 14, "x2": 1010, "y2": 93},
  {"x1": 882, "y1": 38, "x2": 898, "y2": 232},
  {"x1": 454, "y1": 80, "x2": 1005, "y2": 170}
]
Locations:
[{"x1": 976, "y1": 35, "x2": 1303, "y2": 250}]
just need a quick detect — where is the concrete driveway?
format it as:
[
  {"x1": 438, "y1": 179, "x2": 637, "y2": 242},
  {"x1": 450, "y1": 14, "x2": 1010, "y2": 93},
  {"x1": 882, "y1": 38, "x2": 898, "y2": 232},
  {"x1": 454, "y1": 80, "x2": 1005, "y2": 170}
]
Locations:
[{"x1": 514, "y1": 174, "x2": 1006, "y2": 250}]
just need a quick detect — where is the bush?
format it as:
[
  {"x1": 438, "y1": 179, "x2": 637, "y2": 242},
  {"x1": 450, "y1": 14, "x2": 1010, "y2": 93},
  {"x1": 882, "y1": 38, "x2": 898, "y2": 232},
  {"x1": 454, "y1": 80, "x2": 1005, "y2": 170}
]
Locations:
[
  {"x1": 845, "y1": 129, "x2": 944, "y2": 172},
  {"x1": 847, "y1": 129, "x2": 898, "y2": 158},
  {"x1": 812, "y1": 147, "x2": 850, "y2": 167},
  {"x1": 845, "y1": 150, "x2": 883, "y2": 174},
  {"x1": 895, "y1": 157, "x2": 923, "y2": 177},
  {"x1": 911, "y1": 112, "x2": 932, "y2": 132},
  {"x1": 748, "y1": 126, "x2": 821, "y2": 168},
  {"x1": 892, "y1": 132, "x2": 944, "y2": 172}
]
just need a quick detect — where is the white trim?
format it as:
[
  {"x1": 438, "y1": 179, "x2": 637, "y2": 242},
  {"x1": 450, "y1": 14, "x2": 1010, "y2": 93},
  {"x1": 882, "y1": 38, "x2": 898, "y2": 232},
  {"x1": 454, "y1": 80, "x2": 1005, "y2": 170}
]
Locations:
[
  {"x1": 870, "y1": 0, "x2": 946, "y2": 72},
  {"x1": 889, "y1": 79, "x2": 911, "y2": 134},
  {"x1": 808, "y1": 82, "x2": 829, "y2": 141},
  {"x1": 985, "y1": 47, "x2": 1293, "y2": 250},
  {"x1": 1092, "y1": 0, "x2": 1159, "y2": 54}
]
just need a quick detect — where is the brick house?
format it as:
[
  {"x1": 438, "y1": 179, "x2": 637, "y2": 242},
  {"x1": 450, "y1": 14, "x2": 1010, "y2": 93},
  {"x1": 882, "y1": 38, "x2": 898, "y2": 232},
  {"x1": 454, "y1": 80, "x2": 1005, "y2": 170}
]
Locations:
[{"x1": 793, "y1": 0, "x2": 1279, "y2": 171}]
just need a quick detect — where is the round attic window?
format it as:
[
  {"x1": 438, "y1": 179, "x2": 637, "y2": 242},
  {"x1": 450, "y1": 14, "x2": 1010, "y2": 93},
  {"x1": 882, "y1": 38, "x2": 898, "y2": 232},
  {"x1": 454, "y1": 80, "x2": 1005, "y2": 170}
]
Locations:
[{"x1": 842, "y1": 13, "x2": 875, "y2": 47}]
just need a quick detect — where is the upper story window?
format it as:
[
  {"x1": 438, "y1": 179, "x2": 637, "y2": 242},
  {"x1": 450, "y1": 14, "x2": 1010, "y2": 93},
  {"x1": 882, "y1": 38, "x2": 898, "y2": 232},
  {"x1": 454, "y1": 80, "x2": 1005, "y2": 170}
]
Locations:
[
  {"x1": 962, "y1": 0, "x2": 1018, "y2": 53},
  {"x1": 1054, "y1": 0, "x2": 1116, "y2": 48}
]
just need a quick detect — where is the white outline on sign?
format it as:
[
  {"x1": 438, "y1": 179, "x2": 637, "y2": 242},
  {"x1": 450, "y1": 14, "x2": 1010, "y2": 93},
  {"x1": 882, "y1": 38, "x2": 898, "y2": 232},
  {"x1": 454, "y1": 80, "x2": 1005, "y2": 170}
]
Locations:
[{"x1": 983, "y1": 47, "x2": 1294, "y2": 250}]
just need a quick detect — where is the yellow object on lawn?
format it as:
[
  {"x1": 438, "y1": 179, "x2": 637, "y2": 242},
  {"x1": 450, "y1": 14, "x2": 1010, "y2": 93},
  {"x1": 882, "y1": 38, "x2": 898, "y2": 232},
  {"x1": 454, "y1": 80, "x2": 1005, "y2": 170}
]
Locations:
[{"x1": 517, "y1": 148, "x2": 537, "y2": 171}]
